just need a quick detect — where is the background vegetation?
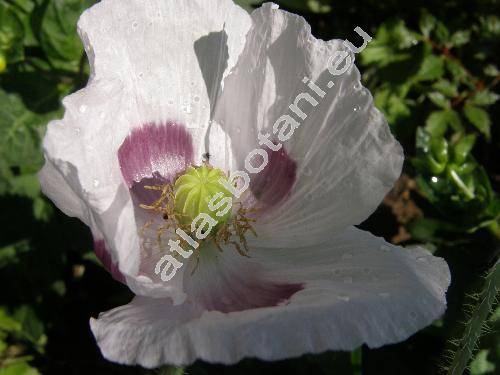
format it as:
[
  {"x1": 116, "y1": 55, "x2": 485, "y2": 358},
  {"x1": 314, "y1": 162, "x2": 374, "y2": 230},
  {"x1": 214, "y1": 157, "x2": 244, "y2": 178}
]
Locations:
[{"x1": 0, "y1": 0, "x2": 498, "y2": 374}]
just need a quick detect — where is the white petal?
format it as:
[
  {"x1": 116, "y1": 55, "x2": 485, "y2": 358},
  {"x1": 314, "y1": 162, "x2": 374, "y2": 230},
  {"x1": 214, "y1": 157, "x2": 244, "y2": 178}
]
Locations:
[
  {"x1": 39, "y1": 0, "x2": 252, "y2": 297},
  {"x1": 213, "y1": 4, "x2": 403, "y2": 247},
  {"x1": 90, "y1": 227, "x2": 449, "y2": 368}
]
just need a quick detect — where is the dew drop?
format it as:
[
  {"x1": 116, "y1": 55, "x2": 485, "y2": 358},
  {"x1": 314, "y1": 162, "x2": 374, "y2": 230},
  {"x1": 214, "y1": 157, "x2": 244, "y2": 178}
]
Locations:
[
  {"x1": 79, "y1": 105, "x2": 87, "y2": 113},
  {"x1": 353, "y1": 105, "x2": 361, "y2": 112},
  {"x1": 193, "y1": 95, "x2": 200, "y2": 102},
  {"x1": 337, "y1": 294, "x2": 350, "y2": 302},
  {"x1": 132, "y1": 21, "x2": 138, "y2": 28},
  {"x1": 93, "y1": 179, "x2": 100, "y2": 187},
  {"x1": 182, "y1": 102, "x2": 193, "y2": 114},
  {"x1": 74, "y1": 127, "x2": 81, "y2": 135},
  {"x1": 379, "y1": 244, "x2": 391, "y2": 252},
  {"x1": 353, "y1": 82, "x2": 362, "y2": 90}
]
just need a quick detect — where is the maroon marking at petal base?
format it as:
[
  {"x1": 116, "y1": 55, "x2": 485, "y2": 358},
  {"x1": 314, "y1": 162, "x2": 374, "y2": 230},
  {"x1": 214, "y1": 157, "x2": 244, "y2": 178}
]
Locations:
[
  {"x1": 249, "y1": 145, "x2": 297, "y2": 211},
  {"x1": 199, "y1": 280, "x2": 304, "y2": 313},
  {"x1": 93, "y1": 239, "x2": 126, "y2": 284},
  {"x1": 118, "y1": 122, "x2": 194, "y2": 187}
]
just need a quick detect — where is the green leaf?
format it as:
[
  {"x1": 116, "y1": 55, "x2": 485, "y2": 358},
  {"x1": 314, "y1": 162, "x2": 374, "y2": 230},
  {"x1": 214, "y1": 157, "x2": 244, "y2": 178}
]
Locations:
[
  {"x1": 470, "y1": 350, "x2": 496, "y2": 375},
  {"x1": 428, "y1": 92, "x2": 450, "y2": 109},
  {"x1": 0, "y1": 2, "x2": 25, "y2": 63},
  {"x1": 450, "y1": 30, "x2": 471, "y2": 47},
  {"x1": 39, "y1": 0, "x2": 93, "y2": 70},
  {"x1": 7, "y1": 0, "x2": 37, "y2": 47},
  {"x1": 463, "y1": 103, "x2": 492, "y2": 138},
  {"x1": 432, "y1": 80, "x2": 458, "y2": 97},
  {"x1": 471, "y1": 90, "x2": 500, "y2": 106},
  {"x1": 434, "y1": 21, "x2": 450, "y2": 44},
  {"x1": 13, "y1": 306, "x2": 46, "y2": 353},
  {"x1": 0, "y1": 362, "x2": 39, "y2": 375},
  {"x1": 446, "y1": 59, "x2": 468, "y2": 82},
  {"x1": 425, "y1": 110, "x2": 462, "y2": 136},
  {"x1": 419, "y1": 13, "x2": 436, "y2": 37},
  {"x1": 416, "y1": 55, "x2": 444, "y2": 81},
  {"x1": 0, "y1": 240, "x2": 30, "y2": 268},
  {"x1": 0, "y1": 309, "x2": 21, "y2": 333},
  {"x1": 0, "y1": 89, "x2": 60, "y2": 198},
  {"x1": 484, "y1": 64, "x2": 499, "y2": 77},
  {"x1": 452, "y1": 134, "x2": 476, "y2": 165}
]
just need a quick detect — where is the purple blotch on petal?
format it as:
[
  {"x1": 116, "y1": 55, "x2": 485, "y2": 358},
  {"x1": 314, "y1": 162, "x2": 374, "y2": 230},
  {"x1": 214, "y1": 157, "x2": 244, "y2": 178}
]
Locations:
[
  {"x1": 250, "y1": 145, "x2": 297, "y2": 210},
  {"x1": 207, "y1": 282, "x2": 304, "y2": 313},
  {"x1": 93, "y1": 239, "x2": 126, "y2": 284},
  {"x1": 118, "y1": 122, "x2": 194, "y2": 187}
]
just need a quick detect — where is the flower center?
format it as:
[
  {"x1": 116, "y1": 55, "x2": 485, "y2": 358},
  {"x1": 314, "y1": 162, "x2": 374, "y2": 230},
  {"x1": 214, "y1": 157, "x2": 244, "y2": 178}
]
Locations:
[
  {"x1": 138, "y1": 163, "x2": 258, "y2": 273},
  {"x1": 173, "y1": 165, "x2": 232, "y2": 229}
]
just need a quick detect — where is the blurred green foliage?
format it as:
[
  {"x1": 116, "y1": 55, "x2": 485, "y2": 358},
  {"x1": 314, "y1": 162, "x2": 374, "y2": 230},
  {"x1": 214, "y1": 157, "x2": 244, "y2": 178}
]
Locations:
[{"x1": 0, "y1": 0, "x2": 499, "y2": 374}]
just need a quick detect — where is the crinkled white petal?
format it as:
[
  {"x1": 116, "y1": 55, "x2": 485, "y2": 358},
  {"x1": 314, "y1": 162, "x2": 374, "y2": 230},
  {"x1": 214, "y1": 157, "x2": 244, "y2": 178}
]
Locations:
[
  {"x1": 213, "y1": 4, "x2": 403, "y2": 248},
  {"x1": 90, "y1": 227, "x2": 450, "y2": 368},
  {"x1": 39, "y1": 0, "x2": 251, "y2": 297}
]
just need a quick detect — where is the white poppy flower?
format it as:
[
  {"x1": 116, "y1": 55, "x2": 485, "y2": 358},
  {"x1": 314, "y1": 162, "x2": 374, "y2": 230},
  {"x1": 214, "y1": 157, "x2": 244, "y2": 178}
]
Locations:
[{"x1": 38, "y1": 0, "x2": 450, "y2": 368}]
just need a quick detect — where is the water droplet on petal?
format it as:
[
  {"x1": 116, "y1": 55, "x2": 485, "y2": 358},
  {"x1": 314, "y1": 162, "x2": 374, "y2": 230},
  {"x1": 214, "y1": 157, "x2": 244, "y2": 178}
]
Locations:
[
  {"x1": 75, "y1": 127, "x2": 81, "y2": 135},
  {"x1": 353, "y1": 82, "x2": 361, "y2": 90},
  {"x1": 337, "y1": 294, "x2": 350, "y2": 302},
  {"x1": 93, "y1": 179, "x2": 100, "y2": 187},
  {"x1": 379, "y1": 244, "x2": 391, "y2": 252},
  {"x1": 79, "y1": 105, "x2": 87, "y2": 113},
  {"x1": 132, "y1": 21, "x2": 138, "y2": 28},
  {"x1": 353, "y1": 105, "x2": 361, "y2": 112},
  {"x1": 193, "y1": 95, "x2": 200, "y2": 102}
]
